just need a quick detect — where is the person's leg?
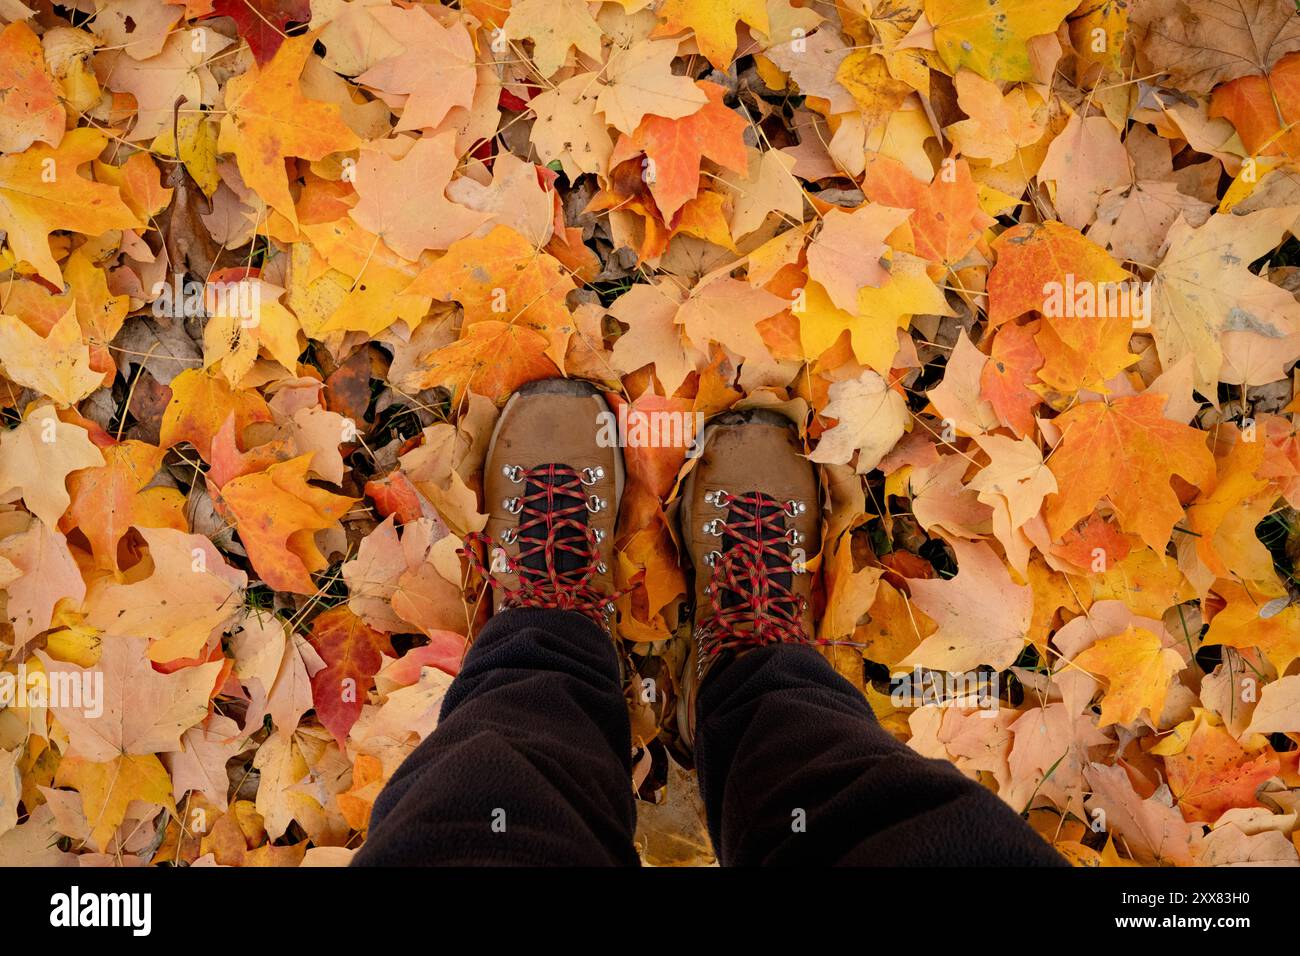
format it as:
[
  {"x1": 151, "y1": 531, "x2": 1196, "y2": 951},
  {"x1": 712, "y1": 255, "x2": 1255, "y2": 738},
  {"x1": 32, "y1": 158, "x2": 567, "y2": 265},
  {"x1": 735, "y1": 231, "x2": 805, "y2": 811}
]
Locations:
[
  {"x1": 353, "y1": 607, "x2": 638, "y2": 866},
  {"x1": 694, "y1": 645, "x2": 1066, "y2": 866},
  {"x1": 677, "y1": 409, "x2": 1063, "y2": 866},
  {"x1": 356, "y1": 379, "x2": 633, "y2": 866}
]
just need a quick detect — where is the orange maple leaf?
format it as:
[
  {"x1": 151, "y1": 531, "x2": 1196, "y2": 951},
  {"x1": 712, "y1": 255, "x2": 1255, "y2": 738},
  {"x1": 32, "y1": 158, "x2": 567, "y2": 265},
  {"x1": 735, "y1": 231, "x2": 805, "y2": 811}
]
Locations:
[
  {"x1": 1045, "y1": 393, "x2": 1214, "y2": 550},
  {"x1": 62, "y1": 441, "x2": 187, "y2": 571},
  {"x1": 217, "y1": 34, "x2": 360, "y2": 229},
  {"x1": 608, "y1": 81, "x2": 748, "y2": 222},
  {"x1": 863, "y1": 155, "x2": 993, "y2": 267},
  {"x1": 987, "y1": 220, "x2": 1129, "y2": 328},
  {"x1": 213, "y1": 455, "x2": 355, "y2": 594}
]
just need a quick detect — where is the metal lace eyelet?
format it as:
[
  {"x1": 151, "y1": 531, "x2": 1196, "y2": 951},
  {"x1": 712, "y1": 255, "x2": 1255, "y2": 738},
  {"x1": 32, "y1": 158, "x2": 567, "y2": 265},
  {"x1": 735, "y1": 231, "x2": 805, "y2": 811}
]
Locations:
[
  {"x1": 784, "y1": 499, "x2": 806, "y2": 517},
  {"x1": 586, "y1": 494, "x2": 606, "y2": 513},
  {"x1": 701, "y1": 518, "x2": 724, "y2": 536},
  {"x1": 503, "y1": 496, "x2": 523, "y2": 514},
  {"x1": 704, "y1": 489, "x2": 730, "y2": 508},
  {"x1": 596, "y1": 560, "x2": 607, "y2": 574},
  {"x1": 593, "y1": 528, "x2": 605, "y2": 543},
  {"x1": 502, "y1": 465, "x2": 523, "y2": 483},
  {"x1": 581, "y1": 466, "x2": 604, "y2": 485},
  {"x1": 786, "y1": 529, "x2": 805, "y2": 546},
  {"x1": 501, "y1": 527, "x2": 518, "y2": 544},
  {"x1": 603, "y1": 602, "x2": 616, "y2": 615},
  {"x1": 703, "y1": 550, "x2": 722, "y2": 567}
]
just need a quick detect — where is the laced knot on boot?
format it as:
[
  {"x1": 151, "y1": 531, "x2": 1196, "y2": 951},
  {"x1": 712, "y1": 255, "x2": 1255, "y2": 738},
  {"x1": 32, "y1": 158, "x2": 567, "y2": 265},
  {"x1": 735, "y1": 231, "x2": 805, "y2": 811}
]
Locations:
[
  {"x1": 464, "y1": 462, "x2": 624, "y2": 630},
  {"x1": 694, "y1": 489, "x2": 812, "y2": 672}
]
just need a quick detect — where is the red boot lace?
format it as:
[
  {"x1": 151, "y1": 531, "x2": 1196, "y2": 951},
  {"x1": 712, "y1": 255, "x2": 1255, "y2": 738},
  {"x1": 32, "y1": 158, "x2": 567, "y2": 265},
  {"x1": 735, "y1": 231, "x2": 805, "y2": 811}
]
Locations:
[
  {"x1": 695, "y1": 491, "x2": 812, "y2": 667},
  {"x1": 464, "y1": 464, "x2": 624, "y2": 630}
]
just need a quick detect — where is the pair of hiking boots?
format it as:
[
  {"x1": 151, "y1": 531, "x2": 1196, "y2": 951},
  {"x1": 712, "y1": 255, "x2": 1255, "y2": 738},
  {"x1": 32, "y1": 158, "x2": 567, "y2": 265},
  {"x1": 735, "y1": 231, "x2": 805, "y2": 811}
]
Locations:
[{"x1": 468, "y1": 379, "x2": 820, "y2": 750}]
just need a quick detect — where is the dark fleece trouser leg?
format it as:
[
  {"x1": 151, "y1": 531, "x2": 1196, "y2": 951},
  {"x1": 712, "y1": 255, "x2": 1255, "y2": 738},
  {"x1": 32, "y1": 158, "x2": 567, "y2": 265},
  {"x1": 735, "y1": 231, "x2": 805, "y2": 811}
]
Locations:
[
  {"x1": 353, "y1": 608, "x2": 638, "y2": 866},
  {"x1": 356, "y1": 610, "x2": 1064, "y2": 867},
  {"x1": 694, "y1": 645, "x2": 1067, "y2": 866}
]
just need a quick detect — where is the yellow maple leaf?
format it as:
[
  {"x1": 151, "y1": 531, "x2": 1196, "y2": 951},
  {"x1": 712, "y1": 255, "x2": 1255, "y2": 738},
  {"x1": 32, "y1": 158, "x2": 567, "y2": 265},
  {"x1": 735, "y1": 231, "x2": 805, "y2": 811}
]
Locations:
[
  {"x1": 0, "y1": 129, "x2": 140, "y2": 285},
  {"x1": 0, "y1": 305, "x2": 102, "y2": 406},
  {"x1": 652, "y1": 0, "x2": 769, "y2": 70},
  {"x1": 1071, "y1": 626, "x2": 1184, "y2": 727},
  {"x1": 55, "y1": 754, "x2": 178, "y2": 853},
  {"x1": 925, "y1": 0, "x2": 1077, "y2": 82}
]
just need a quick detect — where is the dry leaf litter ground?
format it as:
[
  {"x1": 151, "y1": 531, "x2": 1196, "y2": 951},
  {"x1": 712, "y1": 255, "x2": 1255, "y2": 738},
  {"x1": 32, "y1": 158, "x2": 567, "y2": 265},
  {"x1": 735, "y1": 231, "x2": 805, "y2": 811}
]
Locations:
[{"x1": 0, "y1": 0, "x2": 1298, "y2": 868}]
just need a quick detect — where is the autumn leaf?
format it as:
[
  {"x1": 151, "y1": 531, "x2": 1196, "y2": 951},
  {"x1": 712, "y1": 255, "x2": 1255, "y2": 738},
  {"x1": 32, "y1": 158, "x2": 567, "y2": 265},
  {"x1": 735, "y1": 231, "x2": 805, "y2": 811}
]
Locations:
[
  {"x1": 38, "y1": 636, "x2": 224, "y2": 762},
  {"x1": 0, "y1": 403, "x2": 103, "y2": 527},
  {"x1": 675, "y1": 275, "x2": 786, "y2": 365},
  {"x1": 62, "y1": 441, "x2": 188, "y2": 571},
  {"x1": 980, "y1": 321, "x2": 1044, "y2": 437},
  {"x1": 809, "y1": 370, "x2": 909, "y2": 474},
  {"x1": 0, "y1": 129, "x2": 140, "y2": 286},
  {"x1": 1084, "y1": 762, "x2": 1200, "y2": 865},
  {"x1": 504, "y1": 0, "x2": 604, "y2": 78},
  {"x1": 1204, "y1": 581, "x2": 1300, "y2": 677},
  {"x1": 348, "y1": 131, "x2": 489, "y2": 259},
  {"x1": 1045, "y1": 394, "x2": 1214, "y2": 550},
  {"x1": 408, "y1": 224, "x2": 575, "y2": 368},
  {"x1": 987, "y1": 220, "x2": 1130, "y2": 328},
  {"x1": 608, "y1": 80, "x2": 748, "y2": 221},
  {"x1": 924, "y1": 0, "x2": 1077, "y2": 81},
  {"x1": 596, "y1": 37, "x2": 707, "y2": 134},
  {"x1": 1136, "y1": 0, "x2": 1300, "y2": 94},
  {"x1": 652, "y1": 0, "x2": 769, "y2": 70},
  {"x1": 307, "y1": 605, "x2": 394, "y2": 746},
  {"x1": 83, "y1": 527, "x2": 247, "y2": 663},
  {"x1": 899, "y1": 539, "x2": 1033, "y2": 672},
  {"x1": 54, "y1": 755, "x2": 177, "y2": 853},
  {"x1": 160, "y1": 366, "x2": 274, "y2": 461},
  {"x1": 210, "y1": 0, "x2": 310, "y2": 64},
  {"x1": 0, "y1": 21, "x2": 65, "y2": 154},
  {"x1": 355, "y1": 5, "x2": 477, "y2": 132},
  {"x1": 863, "y1": 155, "x2": 992, "y2": 267},
  {"x1": 0, "y1": 518, "x2": 85, "y2": 651},
  {"x1": 1034, "y1": 309, "x2": 1139, "y2": 395},
  {"x1": 608, "y1": 280, "x2": 700, "y2": 395},
  {"x1": 1071, "y1": 626, "x2": 1184, "y2": 728},
  {"x1": 806, "y1": 203, "x2": 910, "y2": 313},
  {"x1": 408, "y1": 320, "x2": 560, "y2": 404},
  {"x1": 1156, "y1": 715, "x2": 1280, "y2": 823},
  {"x1": 217, "y1": 34, "x2": 361, "y2": 229},
  {"x1": 213, "y1": 455, "x2": 355, "y2": 594},
  {"x1": 799, "y1": 253, "x2": 952, "y2": 371},
  {"x1": 1149, "y1": 208, "x2": 1300, "y2": 397},
  {"x1": 0, "y1": 307, "x2": 102, "y2": 407}
]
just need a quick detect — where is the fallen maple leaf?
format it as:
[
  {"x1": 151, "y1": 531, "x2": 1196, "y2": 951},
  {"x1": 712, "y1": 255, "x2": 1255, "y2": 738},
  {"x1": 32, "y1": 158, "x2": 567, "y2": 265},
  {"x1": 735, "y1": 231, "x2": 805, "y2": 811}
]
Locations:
[
  {"x1": 213, "y1": 455, "x2": 355, "y2": 594},
  {"x1": 1071, "y1": 626, "x2": 1184, "y2": 728},
  {"x1": 608, "y1": 80, "x2": 749, "y2": 221},
  {"x1": 217, "y1": 34, "x2": 361, "y2": 229},
  {"x1": 0, "y1": 21, "x2": 65, "y2": 154},
  {"x1": 809, "y1": 370, "x2": 909, "y2": 474},
  {"x1": 924, "y1": 0, "x2": 1077, "y2": 81},
  {"x1": 0, "y1": 127, "x2": 140, "y2": 287},
  {"x1": 39, "y1": 636, "x2": 224, "y2": 762},
  {"x1": 307, "y1": 605, "x2": 394, "y2": 746},
  {"x1": 1045, "y1": 393, "x2": 1215, "y2": 550},
  {"x1": 652, "y1": 0, "x2": 768, "y2": 70}
]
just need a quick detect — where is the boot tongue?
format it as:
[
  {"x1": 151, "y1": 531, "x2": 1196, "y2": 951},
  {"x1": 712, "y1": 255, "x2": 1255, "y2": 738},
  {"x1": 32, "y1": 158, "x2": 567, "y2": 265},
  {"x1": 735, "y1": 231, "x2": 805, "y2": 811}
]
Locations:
[
  {"x1": 517, "y1": 465, "x2": 589, "y2": 578},
  {"x1": 719, "y1": 494, "x2": 791, "y2": 611}
]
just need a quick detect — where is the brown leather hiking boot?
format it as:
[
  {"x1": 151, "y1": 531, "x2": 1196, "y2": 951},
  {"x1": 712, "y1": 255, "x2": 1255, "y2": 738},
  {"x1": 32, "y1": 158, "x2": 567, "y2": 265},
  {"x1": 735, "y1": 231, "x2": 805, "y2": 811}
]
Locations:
[
  {"x1": 468, "y1": 379, "x2": 624, "y2": 634},
  {"x1": 676, "y1": 409, "x2": 820, "y2": 751}
]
